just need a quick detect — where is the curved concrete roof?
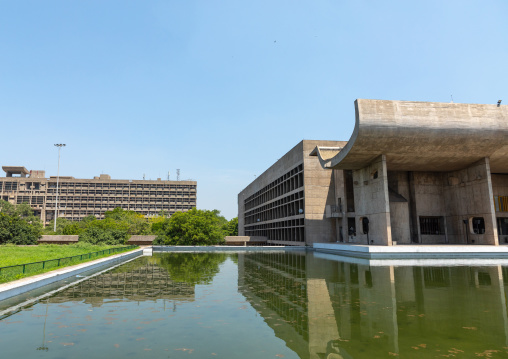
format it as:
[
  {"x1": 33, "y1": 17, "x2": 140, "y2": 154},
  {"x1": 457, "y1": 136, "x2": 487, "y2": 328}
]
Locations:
[{"x1": 315, "y1": 99, "x2": 508, "y2": 173}]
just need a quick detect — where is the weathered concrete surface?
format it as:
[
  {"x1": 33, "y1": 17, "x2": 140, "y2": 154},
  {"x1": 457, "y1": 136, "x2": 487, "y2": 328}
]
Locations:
[
  {"x1": 238, "y1": 140, "x2": 347, "y2": 246},
  {"x1": 38, "y1": 235, "x2": 79, "y2": 244},
  {"x1": 224, "y1": 236, "x2": 267, "y2": 246},
  {"x1": 153, "y1": 245, "x2": 306, "y2": 252},
  {"x1": 352, "y1": 155, "x2": 392, "y2": 245},
  {"x1": 127, "y1": 235, "x2": 156, "y2": 245},
  {"x1": 316, "y1": 252, "x2": 508, "y2": 267},
  {"x1": 319, "y1": 99, "x2": 508, "y2": 173},
  {"x1": 313, "y1": 243, "x2": 508, "y2": 259},
  {"x1": 443, "y1": 158, "x2": 498, "y2": 245}
]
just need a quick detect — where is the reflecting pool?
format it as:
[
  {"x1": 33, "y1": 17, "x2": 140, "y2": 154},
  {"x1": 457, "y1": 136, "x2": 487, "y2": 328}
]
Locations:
[{"x1": 2, "y1": 251, "x2": 508, "y2": 358}]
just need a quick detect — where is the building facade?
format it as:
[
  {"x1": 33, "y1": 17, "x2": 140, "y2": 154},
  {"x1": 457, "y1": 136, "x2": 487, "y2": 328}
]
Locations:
[
  {"x1": 0, "y1": 166, "x2": 197, "y2": 225},
  {"x1": 239, "y1": 100, "x2": 508, "y2": 246},
  {"x1": 238, "y1": 140, "x2": 346, "y2": 246}
]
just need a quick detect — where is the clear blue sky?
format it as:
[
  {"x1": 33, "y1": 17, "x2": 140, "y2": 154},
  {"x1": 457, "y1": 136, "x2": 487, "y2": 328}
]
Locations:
[{"x1": 1, "y1": 1, "x2": 506, "y2": 219}]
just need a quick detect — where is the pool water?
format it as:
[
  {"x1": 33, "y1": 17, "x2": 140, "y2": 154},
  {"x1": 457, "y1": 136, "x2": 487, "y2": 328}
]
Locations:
[{"x1": 1, "y1": 251, "x2": 508, "y2": 358}]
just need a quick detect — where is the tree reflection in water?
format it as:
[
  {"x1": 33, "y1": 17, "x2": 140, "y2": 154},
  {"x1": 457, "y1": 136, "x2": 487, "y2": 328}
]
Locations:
[{"x1": 154, "y1": 252, "x2": 230, "y2": 285}]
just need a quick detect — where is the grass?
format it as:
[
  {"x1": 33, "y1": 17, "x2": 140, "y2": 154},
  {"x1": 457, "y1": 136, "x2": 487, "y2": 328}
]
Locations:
[{"x1": 0, "y1": 243, "x2": 139, "y2": 284}]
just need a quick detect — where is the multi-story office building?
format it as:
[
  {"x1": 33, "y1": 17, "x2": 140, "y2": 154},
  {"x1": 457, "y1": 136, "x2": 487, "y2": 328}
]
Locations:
[{"x1": 0, "y1": 166, "x2": 197, "y2": 225}]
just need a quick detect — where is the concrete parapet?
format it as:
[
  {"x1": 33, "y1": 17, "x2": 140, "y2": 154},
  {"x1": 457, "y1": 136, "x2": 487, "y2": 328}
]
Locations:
[
  {"x1": 225, "y1": 236, "x2": 268, "y2": 246},
  {"x1": 314, "y1": 243, "x2": 508, "y2": 259},
  {"x1": 39, "y1": 235, "x2": 79, "y2": 244},
  {"x1": 153, "y1": 245, "x2": 306, "y2": 252},
  {"x1": 127, "y1": 235, "x2": 157, "y2": 245}
]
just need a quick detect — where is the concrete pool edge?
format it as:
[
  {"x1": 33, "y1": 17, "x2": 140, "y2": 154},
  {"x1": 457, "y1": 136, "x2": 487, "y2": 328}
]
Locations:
[
  {"x1": 152, "y1": 245, "x2": 309, "y2": 252},
  {"x1": 313, "y1": 243, "x2": 508, "y2": 259},
  {"x1": 0, "y1": 248, "x2": 143, "y2": 301}
]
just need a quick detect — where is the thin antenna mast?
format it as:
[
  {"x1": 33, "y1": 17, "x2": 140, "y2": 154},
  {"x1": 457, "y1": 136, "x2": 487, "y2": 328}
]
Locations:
[{"x1": 176, "y1": 169, "x2": 180, "y2": 181}]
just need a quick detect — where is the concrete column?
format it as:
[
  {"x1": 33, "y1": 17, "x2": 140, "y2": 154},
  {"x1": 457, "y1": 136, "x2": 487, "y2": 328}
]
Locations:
[
  {"x1": 443, "y1": 157, "x2": 498, "y2": 245},
  {"x1": 352, "y1": 155, "x2": 392, "y2": 245},
  {"x1": 238, "y1": 193, "x2": 245, "y2": 236}
]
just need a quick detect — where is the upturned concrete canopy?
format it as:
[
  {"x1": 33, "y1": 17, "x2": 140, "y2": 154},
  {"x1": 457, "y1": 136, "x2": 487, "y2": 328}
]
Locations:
[{"x1": 311, "y1": 99, "x2": 508, "y2": 172}]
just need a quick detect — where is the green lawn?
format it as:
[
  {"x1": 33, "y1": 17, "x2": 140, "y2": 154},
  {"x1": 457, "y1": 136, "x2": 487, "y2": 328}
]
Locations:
[{"x1": 0, "y1": 243, "x2": 139, "y2": 283}]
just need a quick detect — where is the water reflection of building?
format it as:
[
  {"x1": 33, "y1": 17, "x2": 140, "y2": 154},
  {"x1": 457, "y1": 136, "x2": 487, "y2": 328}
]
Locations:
[
  {"x1": 48, "y1": 257, "x2": 195, "y2": 307},
  {"x1": 239, "y1": 252, "x2": 508, "y2": 358}
]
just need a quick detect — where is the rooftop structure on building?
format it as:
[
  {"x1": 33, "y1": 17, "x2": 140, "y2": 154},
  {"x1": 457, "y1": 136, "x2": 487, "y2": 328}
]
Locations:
[
  {"x1": 238, "y1": 99, "x2": 508, "y2": 246},
  {"x1": 0, "y1": 167, "x2": 197, "y2": 225}
]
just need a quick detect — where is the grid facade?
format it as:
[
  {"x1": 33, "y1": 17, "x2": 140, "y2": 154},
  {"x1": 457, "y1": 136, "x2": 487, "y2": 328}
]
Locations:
[
  {"x1": 238, "y1": 140, "x2": 344, "y2": 246},
  {"x1": 243, "y1": 164, "x2": 305, "y2": 243},
  {"x1": 0, "y1": 169, "x2": 197, "y2": 225}
]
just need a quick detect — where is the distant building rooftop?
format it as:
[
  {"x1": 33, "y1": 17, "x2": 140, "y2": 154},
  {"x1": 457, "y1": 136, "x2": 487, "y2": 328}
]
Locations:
[{"x1": 2, "y1": 166, "x2": 30, "y2": 177}]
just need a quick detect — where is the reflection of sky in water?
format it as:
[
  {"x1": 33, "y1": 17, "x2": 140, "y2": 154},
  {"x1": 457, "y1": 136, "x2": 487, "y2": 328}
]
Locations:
[{"x1": 2, "y1": 252, "x2": 508, "y2": 358}]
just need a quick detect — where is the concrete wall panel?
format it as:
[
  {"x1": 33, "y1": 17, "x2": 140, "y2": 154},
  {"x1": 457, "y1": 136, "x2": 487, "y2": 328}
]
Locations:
[
  {"x1": 352, "y1": 155, "x2": 392, "y2": 245},
  {"x1": 443, "y1": 158, "x2": 498, "y2": 245}
]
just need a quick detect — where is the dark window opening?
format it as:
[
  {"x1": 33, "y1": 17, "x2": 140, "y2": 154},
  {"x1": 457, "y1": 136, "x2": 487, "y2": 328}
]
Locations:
[
  {"x1": 345, "y1": 170, "x2": 355, "y2": 212},
  {"x1": 472, "y1": 217, "x2": 485, "y2": 234},
  {"x1": 348, "y1": 217, "x2": 356, "y2": 236},
  {"x1": 420, "y1": 216, "x2": 444, "y2": 235},
  {"x1": 497, "y1": 218, "x2": 508, "y2": 235}
]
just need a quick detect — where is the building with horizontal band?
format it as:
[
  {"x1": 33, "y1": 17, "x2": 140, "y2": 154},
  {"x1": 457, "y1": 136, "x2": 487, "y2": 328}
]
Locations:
[
  {"x1": 238, "y1": 99, "x2": 508, "y2": 246},
  {"x1": 0, "y1": 166, "x2": 197, "y2": 225}
]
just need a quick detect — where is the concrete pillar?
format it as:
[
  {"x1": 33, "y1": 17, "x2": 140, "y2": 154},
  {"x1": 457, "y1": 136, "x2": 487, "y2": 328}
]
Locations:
[
  {"x1": 238, "y1": 193, "x2": 245, "y2": 236},
  {"x1": 443, "y1": 157, "x2": 498, "y2": 245},
  {"x1": 352, "y1": 155, "x2": 392, "y2": 245}
]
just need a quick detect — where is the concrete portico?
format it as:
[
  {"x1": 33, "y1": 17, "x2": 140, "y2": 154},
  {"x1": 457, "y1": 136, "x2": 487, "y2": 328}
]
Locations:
[
  {"x1": 310, "y1": 99, "x2": 508, "y2": 246},
  {"x1": 239, "y1": 99, "x2": 508, "y2": 247}
]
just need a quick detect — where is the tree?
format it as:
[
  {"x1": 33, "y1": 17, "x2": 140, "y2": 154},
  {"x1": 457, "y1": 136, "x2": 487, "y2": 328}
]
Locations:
[
  {"x1": 0, "y1": 205, "x2": 42, "y2": 245},
  {"x1": 149, "y1": 210, "x2": 169, "y2": 234},
  {"x1": 43, "y1": 207, "x2": 153, "y2": 243},
  {"x1": 43, "y1": 217, "x2": 74, "y2": 235},
  {"x1": 104, "y1": 207, "x2": 150, "y2": 235},
  {"x1": 154, "y1": 209, "x2": 228, "y2": 245},
  {"x1": 79, "y1": 218, "x2": 129, "y2": 245},
  {"x1": 223, "y1": 217, "x2": 238, "y2": 236}
]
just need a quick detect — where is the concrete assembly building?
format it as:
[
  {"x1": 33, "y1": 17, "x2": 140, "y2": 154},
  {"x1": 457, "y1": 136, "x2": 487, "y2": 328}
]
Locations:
[
  {"x1": 0, "y1": 166, "x2": 197, "y2": 225},
  {"x1": 238, "y1": 99, "x2": 508, "y2": 246}
]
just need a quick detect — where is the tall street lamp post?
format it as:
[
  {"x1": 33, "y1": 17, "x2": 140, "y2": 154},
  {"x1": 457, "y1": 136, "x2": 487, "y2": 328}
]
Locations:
[{"x1": 54, "y1": 144, "x2": 66, "y2": 232}]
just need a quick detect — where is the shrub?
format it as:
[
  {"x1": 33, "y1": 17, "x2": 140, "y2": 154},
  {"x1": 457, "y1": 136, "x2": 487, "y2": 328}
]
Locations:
[
  {"x1": 155, "y1": 209, "x2": 228, "y2": 246},
  {"x1": 79, "y1": 226, "x2": 128, "y2": 245},
  {"x1": 0, "y1": 212, "x2": 41, "y2": 245}
]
